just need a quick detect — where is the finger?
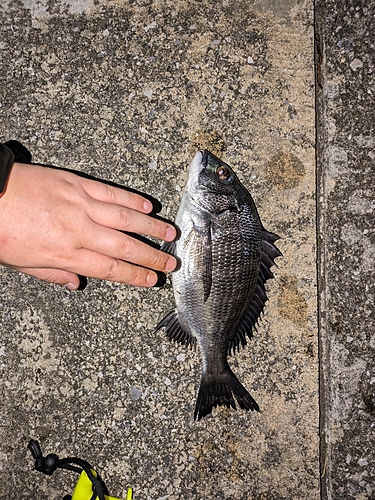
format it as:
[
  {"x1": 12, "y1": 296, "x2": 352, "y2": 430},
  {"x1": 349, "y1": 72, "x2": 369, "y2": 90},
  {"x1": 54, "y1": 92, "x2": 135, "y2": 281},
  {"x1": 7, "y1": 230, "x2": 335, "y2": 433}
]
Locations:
[
  {"x1": 80, "y1": 177, "x2": 154, "y2": 214},
  {"x1": 80, "y1": 227, "x2": 177, "y2": 273},
  {"x1": 12, "y1": 266, "x2": 80, "y2": 290},
  {"x1": 87, "y1": 199, "x2": 176, "y2": 241},
  {"x1": 69, "y1": 248, "x2": 160, "y2": 287}
]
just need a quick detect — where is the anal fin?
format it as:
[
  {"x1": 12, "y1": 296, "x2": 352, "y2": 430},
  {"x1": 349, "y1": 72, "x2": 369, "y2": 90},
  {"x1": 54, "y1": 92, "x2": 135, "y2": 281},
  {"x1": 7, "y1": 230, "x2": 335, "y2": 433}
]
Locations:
[{"x1": 153, "y1": 309, "x2": 196, "y2": 349}]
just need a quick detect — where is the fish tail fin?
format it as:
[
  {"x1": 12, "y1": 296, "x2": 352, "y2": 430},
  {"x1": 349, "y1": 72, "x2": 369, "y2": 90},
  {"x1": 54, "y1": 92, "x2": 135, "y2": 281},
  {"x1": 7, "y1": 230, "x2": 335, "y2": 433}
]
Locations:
[{"x1": 194, "y1": 368, "x2": 259, "y2": 421}]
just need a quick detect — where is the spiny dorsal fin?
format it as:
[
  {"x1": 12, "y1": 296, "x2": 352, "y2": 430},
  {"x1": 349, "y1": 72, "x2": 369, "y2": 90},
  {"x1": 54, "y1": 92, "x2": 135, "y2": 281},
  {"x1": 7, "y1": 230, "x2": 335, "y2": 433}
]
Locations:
[{"x1": 227, "y1": 229, "x2": 282, "y2": 355}]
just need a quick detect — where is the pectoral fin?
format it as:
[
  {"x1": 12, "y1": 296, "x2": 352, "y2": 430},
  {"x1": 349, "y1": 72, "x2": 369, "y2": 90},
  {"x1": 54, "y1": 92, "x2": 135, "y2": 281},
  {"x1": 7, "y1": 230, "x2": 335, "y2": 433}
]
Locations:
[
  {"x1": 185, "y1": 222, "x2": 212, "y2": 302},
  {"x1": 160, "y1": 240, "x2": 177, "y2": 258}
]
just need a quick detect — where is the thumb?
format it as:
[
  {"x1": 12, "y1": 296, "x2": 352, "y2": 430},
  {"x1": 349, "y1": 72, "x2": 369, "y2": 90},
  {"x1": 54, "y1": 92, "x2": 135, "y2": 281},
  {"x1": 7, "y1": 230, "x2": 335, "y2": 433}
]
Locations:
[{"x1": 12, "y1": 266, "x2": 82, "y2": 290}]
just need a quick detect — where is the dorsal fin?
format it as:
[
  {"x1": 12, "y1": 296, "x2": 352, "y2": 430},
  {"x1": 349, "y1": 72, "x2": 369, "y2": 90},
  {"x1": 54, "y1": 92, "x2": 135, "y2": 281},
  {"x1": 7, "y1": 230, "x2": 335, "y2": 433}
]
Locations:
[
  {"x1": 153, "y1": 309, "x2": 197, "y2": 349},
  {"x1": 227, "y1": 229, "x2": 282, "y2": 355}
]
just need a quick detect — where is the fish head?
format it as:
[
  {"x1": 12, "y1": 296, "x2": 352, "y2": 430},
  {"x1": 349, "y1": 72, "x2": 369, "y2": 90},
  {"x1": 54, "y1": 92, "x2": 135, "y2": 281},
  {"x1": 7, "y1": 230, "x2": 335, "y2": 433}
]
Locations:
[{"x1": 186, "y1": 150, "x2": 250, "y2": 214}]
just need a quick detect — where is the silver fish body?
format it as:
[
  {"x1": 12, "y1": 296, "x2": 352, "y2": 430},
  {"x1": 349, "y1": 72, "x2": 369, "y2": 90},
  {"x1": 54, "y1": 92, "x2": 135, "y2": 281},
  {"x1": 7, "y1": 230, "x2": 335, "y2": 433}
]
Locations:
[{"x1": 155, "y1": 150, "x2": 281, "y2": 420}]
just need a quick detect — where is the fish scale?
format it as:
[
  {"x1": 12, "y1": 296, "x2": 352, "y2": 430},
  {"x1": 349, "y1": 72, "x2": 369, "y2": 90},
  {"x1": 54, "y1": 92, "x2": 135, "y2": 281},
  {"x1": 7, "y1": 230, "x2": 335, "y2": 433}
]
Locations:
[
  {"x1": 154, "y1": 150, "x2": 281, "y2": 420},
  {"x1": 195, "y1": 209, "x2": 259, "y2": 338}
]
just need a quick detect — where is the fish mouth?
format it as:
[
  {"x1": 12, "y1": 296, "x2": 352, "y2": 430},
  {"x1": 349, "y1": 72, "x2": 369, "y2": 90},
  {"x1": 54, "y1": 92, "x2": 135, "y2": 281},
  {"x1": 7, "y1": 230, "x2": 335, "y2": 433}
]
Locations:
[
  {"x1": 200, "y1": 149, "x2": 209, "y2": 168},
  {"x1": 189, "y1": 150, "x2": 206, "y2": 179},
  {"x1": 187, "y1": 150, "x2": 210, "y2": 192}
]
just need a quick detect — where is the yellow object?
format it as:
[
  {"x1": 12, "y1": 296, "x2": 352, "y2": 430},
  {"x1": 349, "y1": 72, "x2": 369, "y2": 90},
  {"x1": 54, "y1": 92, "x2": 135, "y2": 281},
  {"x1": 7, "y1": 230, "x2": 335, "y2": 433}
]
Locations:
[{"x1": 71, "y1": 469, "x2": 133, "y2": 500}]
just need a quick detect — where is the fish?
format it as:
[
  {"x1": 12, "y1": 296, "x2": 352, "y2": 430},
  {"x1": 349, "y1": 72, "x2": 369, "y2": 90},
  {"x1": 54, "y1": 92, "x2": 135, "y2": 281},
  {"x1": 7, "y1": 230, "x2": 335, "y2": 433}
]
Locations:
[{"x1": 154, "y1": 150, "x2": 281, "y2": 420}]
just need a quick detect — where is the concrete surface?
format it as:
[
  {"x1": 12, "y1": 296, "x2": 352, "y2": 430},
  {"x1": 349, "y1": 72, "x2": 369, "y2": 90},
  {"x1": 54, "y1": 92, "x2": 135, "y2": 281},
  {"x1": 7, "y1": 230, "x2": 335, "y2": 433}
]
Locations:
[
  {"x1": 0, "y1": 0, "x2": 369, "y2": 499},
  {"x1": 316, "y1": 1, "x2": 375, "y2": 499}
]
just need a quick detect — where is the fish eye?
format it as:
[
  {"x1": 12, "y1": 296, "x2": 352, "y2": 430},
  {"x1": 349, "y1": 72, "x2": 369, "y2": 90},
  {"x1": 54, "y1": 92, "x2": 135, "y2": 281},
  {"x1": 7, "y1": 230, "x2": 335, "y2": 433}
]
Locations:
[{"x1": 216, "y1": 165, "x2": 230, "y2": 180}]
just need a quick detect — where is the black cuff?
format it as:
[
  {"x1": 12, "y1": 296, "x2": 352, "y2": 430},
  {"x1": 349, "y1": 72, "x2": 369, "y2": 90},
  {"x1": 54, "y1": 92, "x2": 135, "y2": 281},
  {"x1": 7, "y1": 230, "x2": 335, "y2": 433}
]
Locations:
[{"x1": 0, "y1": 143, "x2": 15, "y2": 195}]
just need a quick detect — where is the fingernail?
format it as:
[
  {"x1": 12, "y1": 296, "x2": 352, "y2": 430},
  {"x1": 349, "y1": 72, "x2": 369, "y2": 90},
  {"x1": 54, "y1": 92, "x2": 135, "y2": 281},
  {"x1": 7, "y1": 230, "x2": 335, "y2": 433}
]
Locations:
[
  {"x1": 143, "y1": 200, "x2": 153, "y2": 212},
  {"x1": 65, "y1": 282, "x2": 78, "y2": 290},
  {"x1": 165, "y1": 225, "x2": 176, "y2": 241},
  {"x1": 166, "y1": 256, "x2": 177, "y2": 272},
  {"x1": 146, "y1": 271, "x2": 158, "y2": 286}
]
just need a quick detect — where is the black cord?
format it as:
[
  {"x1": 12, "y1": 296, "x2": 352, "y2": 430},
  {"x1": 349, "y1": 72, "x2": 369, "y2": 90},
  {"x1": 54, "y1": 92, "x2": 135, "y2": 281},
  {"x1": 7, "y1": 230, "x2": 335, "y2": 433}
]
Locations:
[{"x1": 27, "y1": 439, "x2": 107, "y2": 500}]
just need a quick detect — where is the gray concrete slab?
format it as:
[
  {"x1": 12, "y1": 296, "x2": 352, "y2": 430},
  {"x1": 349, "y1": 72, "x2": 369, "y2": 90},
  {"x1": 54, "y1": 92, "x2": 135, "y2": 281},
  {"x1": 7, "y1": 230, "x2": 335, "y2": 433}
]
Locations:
[
  {"x1": 316, "y1": 1, "x2": 375, "y2": 499},
  {"x1": 1, "y1": 1, "x2": 317, "y2": 499}
]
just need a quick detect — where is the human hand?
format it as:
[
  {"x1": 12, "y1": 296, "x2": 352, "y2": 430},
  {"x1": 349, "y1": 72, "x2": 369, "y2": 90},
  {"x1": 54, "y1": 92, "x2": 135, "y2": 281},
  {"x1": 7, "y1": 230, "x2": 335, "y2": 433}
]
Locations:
[{"x1": 0, "y1": 163, "x2": 177, "y2": 289}]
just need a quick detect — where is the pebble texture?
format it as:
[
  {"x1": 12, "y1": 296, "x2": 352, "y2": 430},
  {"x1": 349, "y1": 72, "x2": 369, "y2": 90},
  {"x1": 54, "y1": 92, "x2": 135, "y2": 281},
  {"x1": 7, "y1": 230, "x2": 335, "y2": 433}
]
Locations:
[
  {"x1": 316, "y1": 2, "x2": 375, "y2": 499},
  {"x1": 0, "y1": 1, "x2": 317, "y2": 499}
]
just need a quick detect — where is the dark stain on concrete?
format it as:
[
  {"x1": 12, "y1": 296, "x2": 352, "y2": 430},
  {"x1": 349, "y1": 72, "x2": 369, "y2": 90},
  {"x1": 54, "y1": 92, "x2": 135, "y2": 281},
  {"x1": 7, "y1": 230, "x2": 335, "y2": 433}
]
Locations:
[
  {"x1": 189, "y1": 130, "x2": 226, "y2": 158},
  {"x1": 278, "y1": 275, "x2": 308, "y2": 326},
  {"x1": 265, "y1": 151, "x2": 306, "y2": 189}
]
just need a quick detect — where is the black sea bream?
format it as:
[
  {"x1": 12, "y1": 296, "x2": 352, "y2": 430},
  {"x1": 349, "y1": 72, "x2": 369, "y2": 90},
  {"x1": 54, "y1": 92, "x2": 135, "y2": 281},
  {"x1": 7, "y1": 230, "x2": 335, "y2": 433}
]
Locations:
[{"x1": 154, "y1": 150, "x2": 281, "y2": 420}]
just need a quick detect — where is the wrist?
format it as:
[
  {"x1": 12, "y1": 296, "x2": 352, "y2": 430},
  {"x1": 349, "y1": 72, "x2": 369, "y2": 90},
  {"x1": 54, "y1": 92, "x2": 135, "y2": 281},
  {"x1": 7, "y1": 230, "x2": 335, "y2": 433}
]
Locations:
[{"x1": 0, "y1": 143, "x2": 15, "y2": 197}]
